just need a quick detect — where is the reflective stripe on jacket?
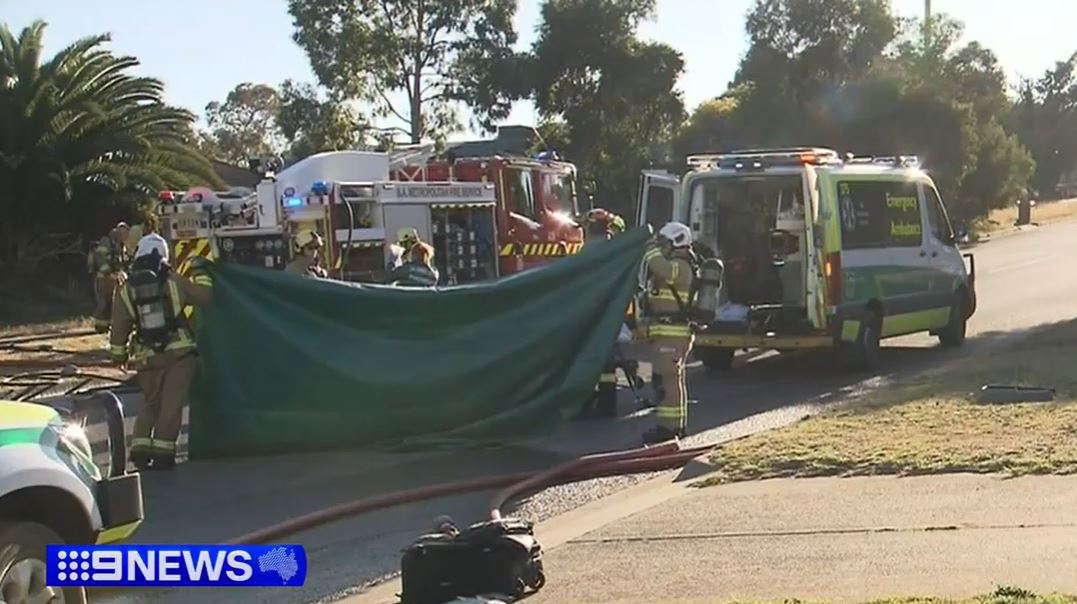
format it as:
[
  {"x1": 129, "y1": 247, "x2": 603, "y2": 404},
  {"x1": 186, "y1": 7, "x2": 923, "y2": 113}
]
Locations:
[
  {"x1": 642, "y1": 246, "x2": 694, "y2": 318},
  {"x1": 110, "y1": 276, "x2": 198, "y2": 363}
]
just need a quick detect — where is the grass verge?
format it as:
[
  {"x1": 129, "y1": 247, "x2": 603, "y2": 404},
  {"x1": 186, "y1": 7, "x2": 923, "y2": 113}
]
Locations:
[
  {"x1": 760, "y1": 586, "x2": 1077, "y2": 604},
  {"x1": 700, "y1": 317, "x2": 1077, "y2": 486},
  {"x1": 977, "y1": 198, "x2": 1077, "y2": 236}
]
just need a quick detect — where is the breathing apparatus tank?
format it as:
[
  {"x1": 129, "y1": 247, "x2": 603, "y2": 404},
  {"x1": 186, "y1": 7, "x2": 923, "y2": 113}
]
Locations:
[
  {"x1": 126, "y1": 251, "x2": 176, "y2": 351},
  {"x1": 692, "y1": 257, "x2": 725, "y2": 321}
]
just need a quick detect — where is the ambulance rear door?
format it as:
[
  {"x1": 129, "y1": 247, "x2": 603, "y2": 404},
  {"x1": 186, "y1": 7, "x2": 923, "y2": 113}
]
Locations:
[{"x1": 637, "y1": 171, "x2": 681, "y2": 232}]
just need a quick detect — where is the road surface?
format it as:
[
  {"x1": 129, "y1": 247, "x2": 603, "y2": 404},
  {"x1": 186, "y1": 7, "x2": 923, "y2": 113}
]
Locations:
[{"x1": 94, "y1": 220, "x2": 1077, "y2": 604}]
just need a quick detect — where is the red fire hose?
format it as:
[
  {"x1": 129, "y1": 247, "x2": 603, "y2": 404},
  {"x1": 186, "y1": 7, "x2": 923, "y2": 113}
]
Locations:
[{"x1": 225, "y1": 440, "x2": 711, "y2": 546}]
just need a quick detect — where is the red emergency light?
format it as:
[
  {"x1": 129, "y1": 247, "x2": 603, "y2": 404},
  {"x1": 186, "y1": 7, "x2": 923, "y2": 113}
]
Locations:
[{"x1": 158, "y1": 190, "x2": 175, "y2": 202}]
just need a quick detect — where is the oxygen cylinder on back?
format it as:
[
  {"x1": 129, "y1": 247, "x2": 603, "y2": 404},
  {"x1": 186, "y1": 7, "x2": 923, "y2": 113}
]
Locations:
[
  {"x1": 126, "y1": 264, "x2": 172, "y2": 351},
  {"x1": 692, "y1": 257, "x2": 725, "y2": 321}
]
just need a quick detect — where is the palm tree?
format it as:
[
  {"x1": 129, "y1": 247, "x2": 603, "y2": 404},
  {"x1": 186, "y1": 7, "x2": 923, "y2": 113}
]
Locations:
[{"x1": 0, "y1": 20, "x2": 222, "y2": 275}]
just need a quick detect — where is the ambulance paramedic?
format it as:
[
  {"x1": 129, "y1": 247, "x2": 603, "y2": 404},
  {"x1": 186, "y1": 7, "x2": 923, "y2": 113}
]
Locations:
[
  {"x1": 640, "y1": 222, "x2": 696, "y2": 444},
  {"x1": 109, "y1": 234, "x2": 213, "y2": 470}
]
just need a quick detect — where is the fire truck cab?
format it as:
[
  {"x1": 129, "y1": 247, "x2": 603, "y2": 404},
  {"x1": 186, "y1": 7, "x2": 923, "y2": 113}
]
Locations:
[{"x1": 393, "y1": 133, "x2": 584, "y2": 276}]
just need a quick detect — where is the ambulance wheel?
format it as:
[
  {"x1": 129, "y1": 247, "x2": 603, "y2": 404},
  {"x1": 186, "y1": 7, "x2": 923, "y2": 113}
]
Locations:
[
  {"x1": 0, "y1": 521, "x2": 87, "y2": 604},
  {"x1": 697, "y1": 347, "x2": 734, "y2": 371},
  {"x1": 938, "y1": 296, "x2": 968, "y2": 348},
  {"x1": 846, "y1": 310, "x2": 881, "y2": 372}
]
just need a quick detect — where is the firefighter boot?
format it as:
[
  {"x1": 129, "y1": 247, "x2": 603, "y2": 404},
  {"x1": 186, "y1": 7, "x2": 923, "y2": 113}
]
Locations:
[
  {"x1": 150, "y1": 454, "x2": 176, "y2": 471},
  {"x1": 642, "y1": 425, "x2": 684, "y2": 446},
  {"x1": 596, "y1": 366, "x2": 618, "y2": 418},
  {"x1": 128, "y1": 448, "x2": 152, "y2": 472}
]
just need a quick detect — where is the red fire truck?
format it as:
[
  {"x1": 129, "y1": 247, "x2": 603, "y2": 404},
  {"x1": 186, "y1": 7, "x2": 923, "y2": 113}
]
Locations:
[{"x1": 392, "y1": 138, "x2": 584, "y2": 276}]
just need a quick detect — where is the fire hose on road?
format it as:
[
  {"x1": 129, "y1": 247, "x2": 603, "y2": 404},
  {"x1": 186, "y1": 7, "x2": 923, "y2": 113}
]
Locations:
[{"x1": 224, "y1": 440, "x2": 712, "y2": 546}]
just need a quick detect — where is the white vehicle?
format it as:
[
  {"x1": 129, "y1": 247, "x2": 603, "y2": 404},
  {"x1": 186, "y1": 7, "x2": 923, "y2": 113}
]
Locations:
[
  {"x1": 638, "y1": 148, "x2": 976, "y2": 371},
  {"x1": 0, "y1": 393, "x2": 142, "y2": 603}
]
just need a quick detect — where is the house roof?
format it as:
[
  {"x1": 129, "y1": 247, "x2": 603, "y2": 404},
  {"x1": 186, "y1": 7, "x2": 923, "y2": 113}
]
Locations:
[
  {"x1": 447, "y1": 126, "x2": 540, "y2": 159},
  {"x1": 210, "y1": 159, "x2": 261, "y2": 188}
]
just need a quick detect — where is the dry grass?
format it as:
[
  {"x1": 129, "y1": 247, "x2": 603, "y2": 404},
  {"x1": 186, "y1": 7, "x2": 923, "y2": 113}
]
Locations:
[
  {"x1": 728, "y1": 587, "x2": 1077, "y2": 604},
  {"x1": 0, "y1": 316, "x2": 114, "y2": 376},
  {"x1": 979, "y1": 199, "x2": 1077, "y2": 235},
  {"x1": 700, "y1": 319, "x2": 1077, "y2": 486}
]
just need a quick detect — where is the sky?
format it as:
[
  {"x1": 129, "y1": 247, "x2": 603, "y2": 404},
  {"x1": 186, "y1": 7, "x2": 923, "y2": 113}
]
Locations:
[{"x1": 3, "y1": 0, "x2": 1076, "y2": 142}]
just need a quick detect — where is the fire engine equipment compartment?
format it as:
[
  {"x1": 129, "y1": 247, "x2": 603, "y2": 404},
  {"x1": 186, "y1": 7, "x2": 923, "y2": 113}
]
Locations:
[
  {"x1": 691, "y1": 173, "x2": 810, "y2": 329},
  {"x1": 378, "y1": 182, "x2": 499, "y2": 285}
]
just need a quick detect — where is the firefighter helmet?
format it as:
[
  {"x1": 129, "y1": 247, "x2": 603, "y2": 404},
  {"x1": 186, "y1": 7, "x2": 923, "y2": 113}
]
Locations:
[
  {"x1": 396, "y1": 227, "x2": 420, "y2": 246},
  {"x1": 294, "y1": 230, "x2": 323, "y2": 253},
  {"x1": 658, "y1": 222, "x2": 692, "y2": 248},
  {"x1": 134, "y1": 233, "x2": 170, "y2": 262}
]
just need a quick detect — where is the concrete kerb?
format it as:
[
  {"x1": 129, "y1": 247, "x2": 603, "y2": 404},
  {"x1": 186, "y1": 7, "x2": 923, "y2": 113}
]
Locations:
[{"x1": 336, "y1": 455, "x2": 718, "y2": 604}]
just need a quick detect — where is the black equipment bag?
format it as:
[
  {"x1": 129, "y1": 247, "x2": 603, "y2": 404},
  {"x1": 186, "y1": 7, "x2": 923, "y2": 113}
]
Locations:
[{"x1": 400, "y1": 518, "x2": 546, "y2": 604}]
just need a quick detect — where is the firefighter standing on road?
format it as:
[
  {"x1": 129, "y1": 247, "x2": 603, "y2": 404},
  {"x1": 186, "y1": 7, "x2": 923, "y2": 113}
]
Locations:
[
  {"x1": 285, "y1": 230, "x2": 329, "y2": 279},
  {"x1": 89, "y1": 222, "x2": 132, "y2": 333},
  {"x1": 580, "y1": 209, "x2": 630, "y2": 418},
  {"x1": 640, "y1": 222, "x2": 697, "y2": 444},
  {"x1": 110, "y1": 234, "x2": 213, "y2": 470}
]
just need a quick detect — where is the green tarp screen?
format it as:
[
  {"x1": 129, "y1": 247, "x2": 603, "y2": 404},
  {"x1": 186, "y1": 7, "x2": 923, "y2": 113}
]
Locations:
[{"x1": 188, "y1": 227, "x2": 648, "y2": 458}]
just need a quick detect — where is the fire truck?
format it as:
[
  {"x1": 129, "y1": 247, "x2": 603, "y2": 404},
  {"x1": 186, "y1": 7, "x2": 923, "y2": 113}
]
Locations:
[
  {"x1": 156, "y1": 151, "x2": 395, "y2": 281},
  {"x1": 392, "y1": 131, "x2": 585, "y2": 276}
]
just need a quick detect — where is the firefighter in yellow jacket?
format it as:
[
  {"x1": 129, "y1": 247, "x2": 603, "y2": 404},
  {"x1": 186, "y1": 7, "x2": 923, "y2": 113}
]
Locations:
[
  {"x1": 89, "y1": 222, "x2": 132, "y2": 332},
  {"x1": 580, "y1": 209, "x2": 629, "y2": 418},
  {"x1": 110, "y1": 234, "x2": 213, "y2": 470},
  {"x1": 640, "y1": 222, "x2": 697, "y2": 444}
]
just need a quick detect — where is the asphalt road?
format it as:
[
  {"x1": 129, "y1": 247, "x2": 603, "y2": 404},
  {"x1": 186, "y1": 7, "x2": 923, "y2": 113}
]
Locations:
[{"x1": 93, "y1": 220, "x2": 1077, "y2": 604}]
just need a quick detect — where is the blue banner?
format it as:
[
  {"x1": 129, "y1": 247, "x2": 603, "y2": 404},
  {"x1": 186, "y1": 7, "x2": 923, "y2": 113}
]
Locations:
[{"x1": 46, "y1": 545, "x2": 306, "y2": 587}]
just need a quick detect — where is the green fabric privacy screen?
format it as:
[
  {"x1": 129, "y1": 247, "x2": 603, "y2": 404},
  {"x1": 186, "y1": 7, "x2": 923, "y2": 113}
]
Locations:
[{"x1": 187, "y1": 227, "x2": 649, "y2": 458}]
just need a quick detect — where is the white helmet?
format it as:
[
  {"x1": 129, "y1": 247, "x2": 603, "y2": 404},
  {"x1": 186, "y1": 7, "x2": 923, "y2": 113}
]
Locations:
[
  {"x1": 134, "y1": 233, "x2": 169, "y2": 262},
  {"x1": 658, "y1": 222, "x2": 692, "y2": 248}
]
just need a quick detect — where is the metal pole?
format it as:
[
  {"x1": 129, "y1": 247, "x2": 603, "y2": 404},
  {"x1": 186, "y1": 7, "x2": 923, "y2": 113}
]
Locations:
[{"x1": 924, "y1": 0, "x2": 932, "y2": 44}]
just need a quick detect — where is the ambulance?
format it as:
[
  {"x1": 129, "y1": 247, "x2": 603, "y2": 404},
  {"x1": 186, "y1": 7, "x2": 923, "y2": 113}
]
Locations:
[
  {"x1": 0, "y1": 394, "x2": 142, "y2": 603},
  {"x1": 637, "y1": 147, "x2": 976, "y2": 371}
]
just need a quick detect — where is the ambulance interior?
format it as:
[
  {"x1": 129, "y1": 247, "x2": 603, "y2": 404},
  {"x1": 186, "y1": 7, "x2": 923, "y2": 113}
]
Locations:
[{"x1": 691, "y1": 174, "x2": 809, "y2": 325}]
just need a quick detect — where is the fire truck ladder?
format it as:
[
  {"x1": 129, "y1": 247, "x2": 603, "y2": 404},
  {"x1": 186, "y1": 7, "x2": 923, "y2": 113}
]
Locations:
[{"x1": 388, "y1": 143, "x2": 439, "y2": 181}]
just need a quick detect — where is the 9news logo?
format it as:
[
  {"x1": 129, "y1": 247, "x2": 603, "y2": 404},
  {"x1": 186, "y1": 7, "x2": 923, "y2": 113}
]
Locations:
[{"x1": 46, "y1": 545, "x2": 307, "y2": 587}]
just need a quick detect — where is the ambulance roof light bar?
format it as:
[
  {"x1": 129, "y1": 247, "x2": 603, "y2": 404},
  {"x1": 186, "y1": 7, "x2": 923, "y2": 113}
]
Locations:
[
  {"x1": 687, "y1": 148, "x2": 843, "y2": 170},
  {"x1": 846, "y1": 154, "x2": 921, "y2": 168}
]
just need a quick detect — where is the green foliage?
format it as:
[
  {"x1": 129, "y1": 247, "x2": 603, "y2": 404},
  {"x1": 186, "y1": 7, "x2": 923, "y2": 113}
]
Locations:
[
  {"x1": 519, "y1": 0, "x2": 686, "y2": 217},
  {"x1": 201, "y1": 83, "x2": 283, "y2": 164},
  {"x1": 0, "y1": 20, "x2": 220, "y2": 279},
  {"x1": 671, "y1": 2, "x2": 1033, "y2": 221},
  {"x1": 1008, "y1": 54, "x2": 1077, "y2": 198},
  {"x1": 276, "y1": 80, "x2": 371, "y2": 159},
  {"x1": 287, "y1": 0, "x2": 518, "y2": 143}
]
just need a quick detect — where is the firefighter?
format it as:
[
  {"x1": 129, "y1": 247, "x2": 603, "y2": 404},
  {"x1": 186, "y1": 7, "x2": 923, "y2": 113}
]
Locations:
[
  {"x1": 578, "y1": 208, "x2": 630, "y2": 418},
  {"x1": 88, "y1": 222, "x2": 132, "y2": 333},
  {"x1": 110, "y1": 233, "x2": 213, "y2": 470},
  {"x1": 581, "y1": 208, "x2": 625, "y2": 244},
  {"x1": 395, "y1": 228, "x2": 422, "y2": 262},
  {"x1": 285, "y1": 229, "x2": 329, "y2": 279},
  {"x1": 388, "y1": 240, "x2": 439, "y2": 286},
  {"x1": 640, "y1": 222, "x2": 697, "y2": 444}
]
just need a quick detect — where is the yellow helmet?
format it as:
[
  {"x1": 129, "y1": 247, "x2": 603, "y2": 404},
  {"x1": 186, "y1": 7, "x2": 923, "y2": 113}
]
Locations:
[
  {"x1": 396, "y1": 227, "x2": 419, "y2": 246},
  {"x1": 294, "y1": 229, "x2": 323, "y2": 253}
]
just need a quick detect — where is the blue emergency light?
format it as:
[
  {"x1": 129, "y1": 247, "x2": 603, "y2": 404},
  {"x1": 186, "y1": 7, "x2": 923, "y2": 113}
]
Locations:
[
  {"x1": 311, "y1": 181, "x2": 330, "y2": 196},
  {"x1": 284, "y1": 197, "x2": 304, "y2": 208}
]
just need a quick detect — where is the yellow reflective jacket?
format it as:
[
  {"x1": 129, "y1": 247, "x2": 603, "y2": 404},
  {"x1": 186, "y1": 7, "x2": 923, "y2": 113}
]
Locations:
[
  {"x1": 109, "y1": 268, "x2": 212, "y2": 364},
  {"x1": 642, "y1": 245, "x2": 695, "y2": 319}
]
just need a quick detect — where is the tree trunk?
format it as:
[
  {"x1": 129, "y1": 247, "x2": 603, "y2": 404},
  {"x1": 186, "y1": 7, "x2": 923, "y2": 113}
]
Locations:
[{"x1": 411, "y1": 0, "x2": 425, "y2": 144}]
